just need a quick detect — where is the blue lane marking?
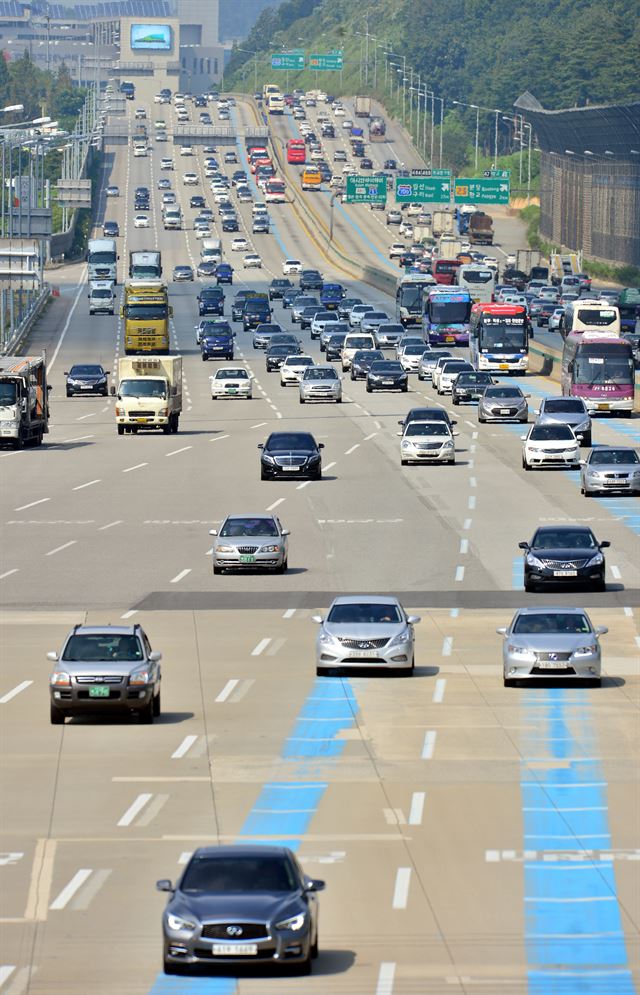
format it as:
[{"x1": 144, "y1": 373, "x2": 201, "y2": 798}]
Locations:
[
  {"x1": 512, "y1": 556, "x2": 524, "y2": 590},
  {"x1": 594, "y1": 498, "x2": 640, "y2": 535},
  {"x1": 521, "y1": 689, "x2": 634, "y2": 993},
  {"x1": 148, "y1": 678, "x2": 358, "y2": 993}
]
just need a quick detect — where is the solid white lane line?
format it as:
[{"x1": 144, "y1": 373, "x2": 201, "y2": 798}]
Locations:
[
  {"x1": 171, "y1": 735, "x2": 198, "y2": 759},
  {"x1": 215, "y1": 679, "x2": 240, "y2": 703},
  {"x1": 610, "y1": 565, "x2": 621, "y2": 580},
  {"x1": 0, "y1": 681, "x2": 33, "y2": 704},
  {"x1": 120, "y1": 610, "x2": 138, "y2": 620},
  {"x1": 122, "y1": 463, "x2": 148, "y2": 473},
  {"x1": 266, "y1": 498, "x2": 285, "y2": 511},
  {"x1": 422, "y1": 730, "x2": 437, "y2": 759},
  {"x1": 408, "y1": 792, "x2": 425, "y2": 826},
  {"x1": 441, "y1": 637, "x2": 453, "y2": 656},
  {"x1": 283, "y1": 608, "x2": 296, "y2": 619},
  {"x1": 99, "y1": 520, "x2": 122, "y2": 531},
  {"x1": 210, "y1": 434, "x2": 230, "y2": 442},
  {"x1": 392, "y1": 868, "x2": 411, "y2": 909},
  {"x1": 62, "y1": 434, "x2": 95, "y2": 443},
  {"x1": 0, "y1": 569, "x2": 19, "y2": 580},
  {"x1": 170, "y1": 569, "x2": 191, "y2": 584},
  {"x1": 324, "y1": 461, "x2": 336, "y2": 470},
  {"x1": 72, "y1": 479, "x2": 101, "y2": 491},
  {"x1": 15, "y1": 498, "x2": 50, "y2": 511},
  {"x1": 166, "y1": 446, "x2": 192, "y2": 457},
  {"x1": 0, "y1": 967, "x2": 16, "y2": 986},
  {"x1": 45, "y1": 541, "x2": 77, "y2": 557},
  {"x1": 364, "y1": 432, "x2": 378, "y2": 441},
  {"x1": 455, "y1": 565, "x2": 465, "y2": 582},
  {"x1": 48, "y1": 268, "x2": 86, "y2": 372},
  {"x1": 344, "y1": 444, "x2": 360, "y2": 455},
  {"x1": 117, "y1": 793, "x2": 153, "y2": 827},
  {"x1": 251, "y1": 638, "x2": 271, "y2": 656},
  {"x1": 49, "y1": 869, "x2": 93, "y2": 910},
  {"x1": 296, "y1": 481, "x2": 311, "y2": 489},
  {"x1": 459, "y1": 539, "x2": 469, "y2": 554},
  {"x1": 432, "y1": 678, "x2": 446, "y2": 703},
  {"x1": 376, "y1": 962, "x2": 396, "y2": 995}
]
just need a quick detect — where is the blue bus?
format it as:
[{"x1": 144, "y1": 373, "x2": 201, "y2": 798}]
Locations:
[{"x1": 423, "y1": 289, "x2": 472, "y2": 346}]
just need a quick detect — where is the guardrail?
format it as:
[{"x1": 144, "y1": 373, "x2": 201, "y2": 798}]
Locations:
[{"x1": 1, "y1": 285, "x2": 50, "y2": 356}]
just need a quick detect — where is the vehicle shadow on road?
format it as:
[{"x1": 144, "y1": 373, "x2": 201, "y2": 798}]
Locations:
[
  {"x1": 184, "y1": 948, "x2": 355, "y2": 978},
  {"x1": 67, "y1": 711, "x2": 194, "y2": 725},
  {"x1": 415, "y1": 666, "x2": 441, "y2": 677}
]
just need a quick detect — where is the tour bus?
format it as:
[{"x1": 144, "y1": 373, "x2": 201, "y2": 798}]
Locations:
[
  {"x1": 423, "y1": 288, "x2": 472, "y2": 346},
  {"x1": 267, "y1": 93, "x2": 285, "y2": 115},
  {"x1": 265, "y1": 178, "x2": 286, "y2": 203},
  {"x1": 432, "y1": 258, "x2": 461, "y2": 286},
  {"x1": 561, "y1": 298, "x2": 621, "y2": 339},
  {"x1": 456, "y1": 264, "x2": 496, "y2": 303},
  {"x1": 286, "y1": 138, "x2": 306, "y2": 164},
  {"x1": 395, "y1": 273, "x2": 436, "y2": 326},
  {"x1": 562, "y1": 331, "x2": 634, "y2": 415},
  {"x1": 469, "y1": 302, "x2": 530, "y2": 372},
  {"x1": 618, "y1": 288, "x2": 640, "y2": 333},
  {"x1": 262, "y1": 84, "x2": 280, "y2": 101}
]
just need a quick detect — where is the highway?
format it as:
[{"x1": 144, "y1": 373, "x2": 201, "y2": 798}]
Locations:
[{"x1": 0, "y1": 78, "x2": 639, "y2": 995}]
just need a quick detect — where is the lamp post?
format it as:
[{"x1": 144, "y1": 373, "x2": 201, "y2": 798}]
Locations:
[
  {"x1": 453, "y1": 99, "x2": 480, "y2": 172},
  {"x1": 236, "y1": 49, "x2": 258, "y2": 94}
]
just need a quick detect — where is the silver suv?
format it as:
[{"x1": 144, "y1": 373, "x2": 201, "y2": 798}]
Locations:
[{"x1": 48, "y1": 625, "x2": 162, "y2": 725}]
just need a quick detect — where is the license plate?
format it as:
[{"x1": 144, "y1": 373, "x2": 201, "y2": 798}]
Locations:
[
  {"x1": 239, "y1": 554, "x2": 255, "y2": 563},
  {"x1": 282, "y1": 467, "x2": 299, "y2": 472},
  {"x1": 350, "y1": 649, "x2": 380, "y2": 658},
  {"x1": 554, "y1": 569, "x2": 577, "y2": 576},
  {"x1": 212, "y1": 944, "x2": 258, "y2": 956},
  {"x1": 135, "y1": 418, "x2": 148, "y2": 423},
  {"x1": 499, "y1": 363, "x2": 509, "y2": 370},
  {"x1": 597, "y1": 403, "x2": 609, "y2": 411},
  {"x1": 89, "y1": 686, "x2": 110, "y2": 698},
  {"x1": 81, "y1": 385, "x2": 93, "y2": 390},
  {"x1": 226, "y1": 387, "x2": 237, "y2": 393},
  {"x1": 446, "y1": 335, "x2": 455, "y2": 342},
  {"x1": 383, "y1": 380, "x2": 394, "y2": 385},
  {"x1": 537, "y1": 661, "x2": 569, "y2": 670},
  {"x1": 500, "y1": 409, "x2": 510, "y2": 415}
]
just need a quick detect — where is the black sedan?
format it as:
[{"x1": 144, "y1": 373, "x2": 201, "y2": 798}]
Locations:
[
  {"x1": 259, "y1": 431, "x2": 324, "y2": 481},
  {"x1": 65, "y1": 364, "x2": 109, "y2": 397},
  {"x1": 351, "y1": 349, "x2": 384, "y2": 380},
  {"x1": 519, "y1": 526, "x2": 610, "y2": 593},
  {"x1": 384, "y1": 158, "x2": 397, "y2": 170},
  {"x1": 103, "y1": 221, "x2": 119, "y2": 237},
  {"x1": 189, "y1": 195, "x2": 205, "y2": 209},
  {"x1": 282, "y1": 287, "x2": 300, "y2": 309},
  {"x1": 222, "y1": 216, "x2": 239, "y2": 232},
  {"x1": 158, "y1": 845, "x2": 324, "y2": 975},
  {"x1": 360, "y1": 157, "x2": 373, "y2": 169},
  {"x1": 366, "y1": 360, "x2": 408, "y2": 392},
  {"x1": 269, "y1": 278, "x2": 293, "y2": 301},
  {"x1": 196, "y1": 260, "x2": 218, "y2": 279},
  {"x1": 265, "y1": 344, "x2": 292, "y2": 372},
  {"x1": 325, "y1": 332, "x2": 347, "y2": 362},
  {"x1": 300, "y1": 270, "x2": 323, "y2": 292},
  {"x1": 452, "y1": 371, "x2": 495, "y2": 404}
]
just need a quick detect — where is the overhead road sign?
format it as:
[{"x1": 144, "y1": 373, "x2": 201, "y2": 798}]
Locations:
[
  {"x1": 454, "y1": 177, "x2": 511, "y2": 205},
  {"x1": 483, "y1": 169, "x2": 511, "y2": 179},
  {"x1": 271, "y1": 53, "x2": 305, "y2": 70},
  {"x1": 411, "y1": 168, "x2": 451, "y2": 179},
  {"x1": 308, "y1": 52, "x2": 343, "y2": 71},
  {"x1": 395, "y1": 176, "x2": 451, "y2": 203},
  {"x1": 345, "y1": 174, "x2": 387, "y2": 204}
]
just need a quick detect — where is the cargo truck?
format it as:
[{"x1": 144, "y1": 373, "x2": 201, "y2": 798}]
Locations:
[
  {"x1": 369, "y1": 116, "x2": 386, "y2": 140},
  {"x1": 354, "y1": 96, "x2": 371, "y2": 118},
  {"x1": 438, "y1": 236, "x2": 463, "y2": 258},
  {"x1": 121, "y1": 280, "x2": 172, "y2": 354},
  {"x1": 468, "y1": 212, "x2": 494, "y2": 245},
  {"x1": 87, "y1": 238, "x2": 118, "y2": 282},
  {"x1": 0, "y1": 355, "x2": 50, "y2": 447},
  {"x1": 432, "y1": 210, "x2": 455, "y2": 239},
  {"x1": 129, "y1": 250, "x2": 162, "y2": 280},
  {"x1": 112, "y1": 356, "x2": 182, "y2": 435}
]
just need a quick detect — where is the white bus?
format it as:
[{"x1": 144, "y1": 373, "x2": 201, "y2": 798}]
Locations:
[
  {"x1": 456, "y1": 264, "x2": 495, "y2": 303},
  {"x1": 561, "y1": 299, "x2": 621, "y2": 339}
]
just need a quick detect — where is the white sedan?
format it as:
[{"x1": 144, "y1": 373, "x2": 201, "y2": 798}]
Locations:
[
  {"x1": 182, "y1": 172, "x2": 199, "y2": 185},
  {"x1": 522, "y1": 424, "x2": 580, "y2": 470},
  {"x1": 210, "y1": 367, "x2": 252, "y2": 400},
  {"x1": 134, "y1": 215, "x2": 150, "y2": 229},
  {"x1": 280, "y1": 355, "x2": 314, "y2": 385},
  {"x1": 243, "y1": 253, "x2": 262, "y2": 268},
  {"x1": 179, "y1": 146, "x2": 194, "y2": 157},
  {"x1": 282, "y1": 258, "x2": 302, "y2": 275},
  {"x1": 333, "y1": 105, "x2": 346, "y2": 116},
  {"x1": 389, "y1": 243, "x2": 406, "y2": 259},
  {"x1": 231, "y1": 237, "x2": 248, "y2": 252}
]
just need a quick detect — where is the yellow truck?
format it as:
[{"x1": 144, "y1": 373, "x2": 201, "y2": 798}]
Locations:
[
  {"x1": 121, "y1": 280, "x2": 172, "y2": 354},
  {"x1": 113, "y1": 356, "x2": 182, "y2": 435}
]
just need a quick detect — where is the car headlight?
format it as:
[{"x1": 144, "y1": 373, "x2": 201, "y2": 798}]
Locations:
[
  {"x1": 166, "y1": 913, "x2": 197, "y2": 932},
  {"x1": 129, "y1": 668, "x2": 150, "y2": 686},
  {"x1": 388, "y1": 628, "x2": 410, "y2": 648},
  {"x1": 573, "y1": 645, "x2": 596, "y2": 658},
  {"x1": 215, "y1": 545, "x2": 235, "y2": 553},
  {"x1": 586, "y1": 552, "x2": 603, "y2": 567},
  {"x1": 275, "y1": 912, "x2": 307, "y2": 932},
  {"x1": 262, "y1": 454, "x2": 275, "y2": 464},
  {"x1": 318, "y1": 631, "x2": 336, "y2": 646},
  {"x1": 587, "y1": 470, "x2": 604, "y2": 478},
  {"x1": 632, "y1": 470, "x2": 640, "y2": 478},
  {"x1": 261, "y1": 545, "x2": 281, "y2": 553},
  {"x1": 506, "y1": 645, "x2": 535, "y2": 661},
  {"x1": 50, "y1": 670, "x2": 71, "y2": 687},
  {"x1": 526, "y1": 554, "x2": 544, "y2": 569}
]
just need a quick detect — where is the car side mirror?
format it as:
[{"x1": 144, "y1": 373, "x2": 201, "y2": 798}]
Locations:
[
  {"x1": 209, "y1": 529, "x2": 218, "y2": 536},
  {"x1": 318, "y1": 443, "x2": 325, "y2": 449},
  {"x1": 257, "y1": 443, "x2": 264, "y2": 449},
  {"x1": 311, "y1": 615, "x2": 324, "y2": 624},
  {"x1": 520, "y1": 435, "x2": 527, "y2": 441},
  {"x1": 496, "y1": 627, "x2": 507, "y2": 636},
  {"x1": 305, "y1": 878, "x2": 326, "y2": 892},
  {"x1": 110, "y1": 386, "x2": 116, "y2": 396},
  {"x1": 518, "y1": 542, "x2": 529, "y2": 550},
  {"x1": 595, "y1": 626, "x2": 608, "y2": 636},
  {"x1": 105, "y1": 371, "x2": 111, "y2": 376},
  {"x1": 156, "y1": 879, "x2": 174, "y2": 893},
  {"x1": 63, "y1": 371, "x2": 69, "y2": 376},
  {"x1": 281, "y1": 529, "x2": 290, "y2": 536},
  {"x1": 535, "y1": 409, "x2": 540, "y2": 415},
  {"x1": 46, "y1": 651, "x2": 59, "y2": 662},
  {"x1": 600, "y1": 540, "x2": 611, "y2": 548},
  {"x1": 579, "y1": 460, "x2": 586, "y2": 466},
  {"x1": 407, "y1": 615, "x2": 421, "y2": 624},
  {"x1": 453, "y1": 431, "x2": 459, "y2": 437},
  {"x1": 149, "y1": 652, "x2": 162, "y2": 662}
]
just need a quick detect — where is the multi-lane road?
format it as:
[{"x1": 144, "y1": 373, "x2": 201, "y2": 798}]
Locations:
[{"x1": 1, "y1": 79, "x2": 638, "y2": 995}]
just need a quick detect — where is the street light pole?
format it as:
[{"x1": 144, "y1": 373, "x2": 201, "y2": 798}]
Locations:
[
  {"x1": 493, "y1": 109, "x2": 499, "y2": 168},
  {"x1": 439, "y1": 97, "x2": 444, "y2": 168}
]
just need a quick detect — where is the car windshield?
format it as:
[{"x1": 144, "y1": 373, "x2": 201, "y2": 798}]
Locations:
[
  {"x1": 458, "y1": 373, "x2": 492, "y2": 385},
  {"x1": 119, "y1": 379, "x2": 166, "y2": 399},
  {"x1": 0, "y1": 382, "x2": 17, "y2": 404},
  {"x1": 181, "y1": 855, "x2": 296, "y2": 894},
  {"x1": 70, "y1": 365, "x2": 103, "y2": 376},
  {"x1": 590, "y1": 449, "x2": 639, "y2": 465},
  {"x1": 267, "y1": 433, "x2": 316, "y2": 451},
  {"x1": 371, "y1": 362, "x2": 402, "y2": 373},
  {"x1": 529, "y1": 425, "x2": 574, "y2": 440},
  {"x1": 327, "y1": 602, "x2": 402, "y2": 624},
  {"x1": 407, "y1": 423, "x2": 449, "y2": 437},
  {"x1": 533, "y1": 530, "x2": 597, "y2": 550},
  {"x1": 485, "y1": 387, "x2": 523, "y2": 399},
  {"x1": 220, "y1": 518, "x2": 279, "y2": 537},
  {"x1": 512, "y1": 613, "x2": 591, "y2": 635},
  {"x1": 404, "y1": 345, "x2": 427, "y2": 355},
  {"x1": 63, "y1": 634, "x2": 143, "y2": 662},
  {"x1": 543, "y1": 399, "x2": 586, "y2": 413},
  {"x1": 327, "y1": 335, "x2": 346, "y2": 346},
  {"x1": 268, "y1": 346, "x2": 291, "y2": 356},
  {"x1": 305, "y1": 368, "x2": 337, "y2": 380},
  {"x1": 215, "y1": 369, "x2": 248, "y2": 380}
]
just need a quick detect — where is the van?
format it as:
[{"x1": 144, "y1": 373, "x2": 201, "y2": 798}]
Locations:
[
  {"x1": 201, "y1": 239, "x2": 222, "y2": 263},
  {"x1": 341, "y1": 332, "x2": 375, "y2": 371},
  {"x1": 163, "y1": 208, "x2": 182, "y2": 231},
  {"x1": 301, "y1": 167, "x2": 322, "y2": 191},
  {"x1": 88, "y1": 280, "x2": 116, "y2": 315}
]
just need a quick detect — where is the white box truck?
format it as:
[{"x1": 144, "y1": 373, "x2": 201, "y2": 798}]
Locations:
[
  {"x1": 112, "y1": 356, "x2": 182, "y2": 435},
  {"x1": 87, "y1": 238, "x2": 118, "y2": 282}
]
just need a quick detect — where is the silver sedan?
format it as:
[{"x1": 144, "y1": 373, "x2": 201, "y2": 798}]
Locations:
[
  {"x1": 313, "y1": 596, "x2": 420, "y2": 676},
  {"x1": 478, "y1": 385, "x2": 529, "y2": 423},
  {"x1": 535, "y1": 396, "x2": 592, "y2": 446},
  {"x1": 299, "y1": 366, "x2": 342, "y2": 403},
  {"x1": 580, "y1": 447, "x2": 640, "y2": 496},
  {"x1": 498, "y1": 607, "x2": 606, "y2": 687},
  {"x1": 209, "y1": 515, "x2": 289, "y2": 574}
]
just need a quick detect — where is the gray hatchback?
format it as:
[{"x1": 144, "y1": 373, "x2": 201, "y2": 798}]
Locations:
[{"x1": 48, "y1": 624, "x2": 162, "y2": 724}]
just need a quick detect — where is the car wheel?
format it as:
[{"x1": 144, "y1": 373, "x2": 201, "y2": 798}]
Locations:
[
  {"x1": 503, "y1": 677, "x2": 517, "y2": 688},
  {"x1": 163, "y1": 960, "x2": 185, "y2": 976},
  {"x1": 523, "y1": 458, "x2": 531, "y2": 470},
  {"x1": 311, "y1": 931, "x2": 319, "y2": 959},
  {"x1": 524, "y1": 579, "x2": 536, "y2": 593},
  {"x1": 260, "y1": 469, "x2": 268, "y2": 481},
  {"x1": 297, "y1": 953, "x2": 312, "y2": 976},
  {"x1": 582, "y1": 433, "x2": 592, "y2": 447},
  {"x1": 316, "y1": 667, "x2": 330, "y2": 677},
  {"x1": 336, "y1": 397, "x2": 342, "y2": 403},
  {"x1": 50, "y1": 703, "x2": 65, "y2": 725},
  {"x1": 153, "y1": 690, "x2": 161, "y2": 717},
  {"x1": 593, "y1": 577, "x2": 606, "y2": 592},
  {"x1": 312, "y1": 470, "x2": 322, "y2": 481},
  {"x1": 366, "y1": 385, "x2": 372, "y2": 392},
  {"x1": 452, "y1": 397, "x2": 459, "y2": 405},
  {"x1": 213, "y1": 565, "x2": 223, "y2": 575},
  {"x1": 299, "y1": 398, "x2": 305, "y2": 404},
  {"x1": 401, "y1": 458, "x2": 409, "y2": 466},
  {"x1": 201, "y1": 354, "x2": 208, "y2": 361},
  {"x1": 478, "y1": 415, "x2": 485, "y2": 423},
  {"x1": 117, "y1": 425, "x2": 125, "y2": 435},
  {"x1": 139, "y1": 698, "x2": 154, "y2": 724}
]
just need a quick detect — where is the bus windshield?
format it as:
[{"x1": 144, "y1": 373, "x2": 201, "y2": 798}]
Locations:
[
  {"x1": 574, "y1": 347, "x2": 634, "y2": 385},
  {"x1": 430, "y1": 300, "x2": 471, "y2": 325},
  {"x1": 479, "y1": 320, "x2": 527, "y2": 352},
  {"x1": 399, "y1": 286, "x2": 424, "y2": 310}
]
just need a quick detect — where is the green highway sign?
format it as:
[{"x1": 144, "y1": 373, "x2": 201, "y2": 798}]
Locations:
[
  {"x1": 395, "y1": 175, "x2": 451, "y2": 203},
  {"x1": 345, "y1": 174, "x2": 387, "y2": 204},
  {"x1": 410, "y1": 168, "x2": 451, "y2": 179},
  {"x1": 483, "y1": 169, "x2": 511, "y2": 179},
  {"x1": 308, "y1": 51, "x2": 343, "y2": 71},
  {"x1": 271, "y1": 53, "x2": 305, "y2": 70},
  {"x1": 454, "y1": 176, "x2": 511, "y2": 205}
]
